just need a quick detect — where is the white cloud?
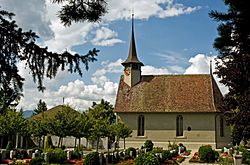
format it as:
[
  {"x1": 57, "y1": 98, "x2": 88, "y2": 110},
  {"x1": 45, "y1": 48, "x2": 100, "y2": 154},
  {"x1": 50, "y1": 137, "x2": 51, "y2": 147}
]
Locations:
[
  {"x1": 0, "y1": 0, "x2": 54, "y2": 40},
  {"x1": 142, "y1": 65, "x2": 170, "y2": 75},
  {"x1": 184, "y1": 54, "x2": 229, "y2": 95},
  {"x1": 104, "y1": 0, "x2": 200, "y2": 21},
  {"x1": 17, "y1": 60, "x2": 120, "y2": 111},
  {"x1": 91, "y1": 27, "x2": 124, "y2": 46}
]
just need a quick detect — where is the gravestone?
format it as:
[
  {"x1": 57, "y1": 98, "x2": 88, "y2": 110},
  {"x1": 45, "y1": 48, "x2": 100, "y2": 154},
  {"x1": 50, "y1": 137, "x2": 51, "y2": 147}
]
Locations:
[
  {"x1": 67, "y1": 151, "x2": 72, "y2": 160},
  {"x1": 27, "y1": 149, "x2": 33, "y2": 158}
]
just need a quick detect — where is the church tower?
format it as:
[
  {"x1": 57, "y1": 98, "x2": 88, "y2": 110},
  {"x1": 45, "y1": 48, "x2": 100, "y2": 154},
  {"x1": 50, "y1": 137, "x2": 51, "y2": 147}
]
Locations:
[{"x1": 122, "y1": 14, "x2": 144, "y2": 87}]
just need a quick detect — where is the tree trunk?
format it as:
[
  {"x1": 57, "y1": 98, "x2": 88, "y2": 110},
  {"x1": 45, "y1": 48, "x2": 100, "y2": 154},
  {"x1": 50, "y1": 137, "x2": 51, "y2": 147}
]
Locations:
[
  {"x1": 38, "y1": 137, "x2": 41, "y2": 148},
  {"x1": 25, "y1": 138, "x2": 28, "y2": 149},
  {"x1": 86, "y1": 138, "x2": 89, "y2": 149},
  {"x1": 58, "y1": 137, "x2": 61, "y2": 148},
  {"x1": 61, "y1": 137, "x2": 63, "y2": 148},
  {"x1": 123, "y1": 138, "x2": 126, "y2": 149},
  {"x1": 78, "y1": 138, "x2": 81, "y2": 149},
  {"x1": 74, "y1": 138, "x2": 77, "y2": 148},
  {"x1": 96, "y1": 137, "x2": 100, "y2": 152},
  {"x1": 0, "y1": 137, "x2": 3, "y2": 149}
]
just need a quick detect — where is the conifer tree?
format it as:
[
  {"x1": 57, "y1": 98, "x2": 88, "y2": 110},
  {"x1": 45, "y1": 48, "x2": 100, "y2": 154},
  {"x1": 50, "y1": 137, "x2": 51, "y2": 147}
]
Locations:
[{"x1": 210, "y1": 0, "x2": 250, "y2": 143}]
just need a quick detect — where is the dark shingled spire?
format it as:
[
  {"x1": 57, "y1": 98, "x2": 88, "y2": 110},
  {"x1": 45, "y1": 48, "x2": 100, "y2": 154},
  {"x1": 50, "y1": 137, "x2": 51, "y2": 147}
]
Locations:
[{"x1": 122, "y1": 14, "x2": 144, "y2": 66}]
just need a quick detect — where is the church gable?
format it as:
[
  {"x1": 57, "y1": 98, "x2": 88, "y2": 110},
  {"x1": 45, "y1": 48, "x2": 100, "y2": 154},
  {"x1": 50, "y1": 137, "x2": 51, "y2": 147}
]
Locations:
[{"x1": 114, "y1": 74, "x2": 223, "y2": 113}]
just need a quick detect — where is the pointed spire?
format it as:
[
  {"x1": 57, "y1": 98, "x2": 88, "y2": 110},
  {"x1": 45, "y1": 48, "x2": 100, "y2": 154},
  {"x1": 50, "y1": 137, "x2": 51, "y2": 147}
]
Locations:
[{"x1": 122, "y1": 13, "x2": 144, "y2": 66}]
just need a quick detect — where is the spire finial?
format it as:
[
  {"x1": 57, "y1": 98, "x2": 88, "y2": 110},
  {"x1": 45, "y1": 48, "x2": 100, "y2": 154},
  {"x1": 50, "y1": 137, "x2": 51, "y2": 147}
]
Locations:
[{"x1": 132, "y1": 12, "x2": 134, "y2": 32}]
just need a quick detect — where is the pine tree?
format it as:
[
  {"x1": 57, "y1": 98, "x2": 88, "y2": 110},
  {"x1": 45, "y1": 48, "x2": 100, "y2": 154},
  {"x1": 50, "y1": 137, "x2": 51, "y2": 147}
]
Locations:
[
  {"x1": 0, "y1": 10, "x2": 99, "y2": 113},
  {"x1": 33, "y1": 99, "x2": 48, "y2": 115},
  {"x1": 210, "y1": 0, "x2": 250, "y2": 143}
]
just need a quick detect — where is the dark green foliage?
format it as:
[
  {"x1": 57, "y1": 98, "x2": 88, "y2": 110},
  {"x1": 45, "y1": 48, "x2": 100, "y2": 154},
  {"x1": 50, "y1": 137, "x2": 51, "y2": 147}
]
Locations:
[
  {"x1": 33, "y1": 99, "x2": 47, "y2": 116},
  {"x1": 83, "y1": 152, "x2": 99, "y2": 165},
  {"x1": 6, "y1": 141, "x2": 13, "y2": 151},
  {"x1": 209, "y1": 0, "x2": 250, "y2": 141},
  {"x1": 198, "y1": 145, "x2": 216, "y2": 163},
  {"x1": 0, "y1": 9, "x2": 98, "y2": 113},
  {"x1": 143, "y1": 140, "x2": 154, "y2": 152},
  {"x1": 71, "y1": 150, "x2": 81, "y2": 160},
  {"x1": 239, "y1": 146, "x2": 250, "y2": 164},
  {"x1": 134, "y1": 152, "x2": 160, "y2": 165},
  {"x1": 161, "y1": 150, "x2": 171, "y2": 162},
  {"x1": 125, "y1": 147, "x2": 136, "y2": 158},
  {"x1": 52, "y1": 0, "x2": 107, "y2": 26},
  {"x1": 46, "y1": 148, "x2": 67, "y2": 164},
  {"x1": 16, "y1": 149, "x2": 28, "y2": 159},
  {"x1": 29, "y1": 156, "x2": 45, "y2": 165}
]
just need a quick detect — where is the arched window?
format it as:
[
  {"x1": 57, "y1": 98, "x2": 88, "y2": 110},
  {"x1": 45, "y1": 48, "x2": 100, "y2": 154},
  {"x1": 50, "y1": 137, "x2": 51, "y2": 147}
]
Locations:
[
  {"x1": 220, "y1": 115, "x2": 224, "y2": 137},
  {"x1": 138, "y1": 115, "x2": 144, "y2": 136},
  {"x1": 176, "y1": 115, "x2": 183, "y2": 136}
]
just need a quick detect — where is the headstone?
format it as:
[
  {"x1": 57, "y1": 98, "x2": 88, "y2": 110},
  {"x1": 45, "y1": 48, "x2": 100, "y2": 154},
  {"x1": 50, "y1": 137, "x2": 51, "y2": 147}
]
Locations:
[
  {"x1": 67, "y1": 151, "x2": 71, "y2": 160},
  {"x1": 1, "y1": 150, "x2": 7, "y2": 160},
  {"x1": 129, "y1": 151, "x2": 133, "y2": 157},
  {"x1": 35, "y1": 149, "x2": 40, "y2": 156},
  {"x1": 234, "y1": 154, "x2": 242, "y2": 165},
  {"x1": 10, "y1": 150, "x2": 15, "y2": 159},
  {"x1": 32, "y1": 153, "x2": 36, "y2": 159},
  {"x1": 27, "y1": 149, "x2": 33, "y2": 158},
  {"x1": 104, "y1": 153, "x2": 108, "y2": 164},
  {"x1": 44, "y1": 153, "x2": 49, "y2": 164},
  {"x1": 99, "y1": 153, "x2": 104, "y2": 165}
]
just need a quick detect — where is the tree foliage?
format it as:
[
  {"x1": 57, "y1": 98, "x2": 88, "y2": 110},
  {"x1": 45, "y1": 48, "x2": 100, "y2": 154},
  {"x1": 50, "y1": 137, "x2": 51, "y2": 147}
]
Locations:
[
  {"x1": 52, "y1": 0, "x2": 107, "y2": 26},
  {"x1": 115, "y1": 122, "x2": 132, "y2": 149},
  {"x1": 33, "y1": 99, "x2": 48, "y2": 115},
  {"x1": 210, "y1": 0, "x2": 250, "y2": 142},
  {"x1": 0, "y1": 9, "x2": 98, "y2": 113}
]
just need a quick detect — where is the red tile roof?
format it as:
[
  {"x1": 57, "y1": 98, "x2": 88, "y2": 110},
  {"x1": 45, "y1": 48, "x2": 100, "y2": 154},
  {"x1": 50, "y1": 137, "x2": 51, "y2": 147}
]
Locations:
[{"x1": 114, "y1": 74, "x2": 222, "y2": 113}]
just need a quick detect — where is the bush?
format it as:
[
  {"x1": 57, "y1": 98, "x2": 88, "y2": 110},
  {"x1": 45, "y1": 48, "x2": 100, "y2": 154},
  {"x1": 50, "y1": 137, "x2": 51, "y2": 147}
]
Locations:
[
  {"x1": 134, "y1": 152, "x2": 160, "y2": 165},
  {"x1": 239, "y1": 146, "x2": 250, "y2": 164},
  {"x1": 6, "y1": 141, "x2": 13, "y2": 151},
  {"x1": 161, "y1": 150, "x2": 171, "y2": 162},
  {"x1": 29, "y1": 156, "x2": 45, "y2": 165},
  {"x1": 198, "y1": 145, "x2": 216, "y2": 163},
  {"x1": 46, "y1": 148, "x2": 67, "y2": 164},
  {"x1": 71, "y1": 150, "x2": 81, "y2": 159},
  {"x1": 16, "y1": 149, "x2": 28, "y2": 159},
  {"x1": 143, "y1": 140, "x2": 154, "y2": 152},
  {"x1": 83, "y1": 152, "x2": 99, "y2": 165},
  {"x1": 125, "y1": 147, "x2": 136, "y2": 158},
  {"x1": 152, "y1": 147, "x2": 163, "y2": 153}
]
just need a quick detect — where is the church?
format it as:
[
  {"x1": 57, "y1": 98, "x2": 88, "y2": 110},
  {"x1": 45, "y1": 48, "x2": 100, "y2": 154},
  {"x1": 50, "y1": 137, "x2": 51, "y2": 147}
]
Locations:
[{"x1": 114, "y1": 17, "x2": 232, "y2": 149}]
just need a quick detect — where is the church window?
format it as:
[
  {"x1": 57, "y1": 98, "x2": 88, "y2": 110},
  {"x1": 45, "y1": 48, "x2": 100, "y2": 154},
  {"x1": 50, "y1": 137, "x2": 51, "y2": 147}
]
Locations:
[
  {"x1": 138, "y1": 115, "x2": 144, "y2": 136},
  {"x1": 220, "y1": 116, "x2": 224, "y2": 137},
  {"x1": 176, "y1": 115, "x2": 183, "y2": 136}
]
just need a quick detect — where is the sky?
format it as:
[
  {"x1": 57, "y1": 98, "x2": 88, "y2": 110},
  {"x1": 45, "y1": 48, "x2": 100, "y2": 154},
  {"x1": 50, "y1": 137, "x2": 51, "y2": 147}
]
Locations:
[{"x1": 0, "y1": 0, "x2": 229, "y2": 111}]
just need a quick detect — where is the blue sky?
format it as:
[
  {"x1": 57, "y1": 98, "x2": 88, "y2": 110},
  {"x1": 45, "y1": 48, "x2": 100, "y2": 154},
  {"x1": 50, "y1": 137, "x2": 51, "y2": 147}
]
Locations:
[{"x1": 1, "y1": 0, "x2": 228, "y2": 110}]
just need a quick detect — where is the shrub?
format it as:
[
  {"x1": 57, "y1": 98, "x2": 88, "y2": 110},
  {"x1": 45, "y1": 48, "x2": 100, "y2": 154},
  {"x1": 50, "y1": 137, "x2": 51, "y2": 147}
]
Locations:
[
  {"x1": 161, "y1": 150, "x2": 171, "y2": 162},
  {"x1": 6, "y1": 141, "x2": 13, "y2": 151},
  {"x1": 71, "y1": 150, "x2": 81, "y2": 159},
  {"x1": 46, "y1": 148, "x2": 67, "y2": 164},
  {"x1": 125, "y1": 147, "x2": 136, "y2": 158},
  {"x1": 29, "y1": 156, "x2": 45, "y2": 165},
  {"x1": 83, "y1": 152, "x2": 99, "y2": 165},
  {"x1": 239, "y1": 146, "x2": 250, "y2": 164},
  {"x1": 16, "y1": 149, "x2": 28, "y2": 159},
  {"x1": 198, "y1": 145, "x2": 216, "y2": 163},
  {"x1": 134, "y1": 152, "x2": 160, "y2": 165},
  {"x1": 152, "y1": 147, "x2": 163, "y2": 153},
  {"x1": 143, "y1": 140, "x2": 154, "y2": 152}
]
